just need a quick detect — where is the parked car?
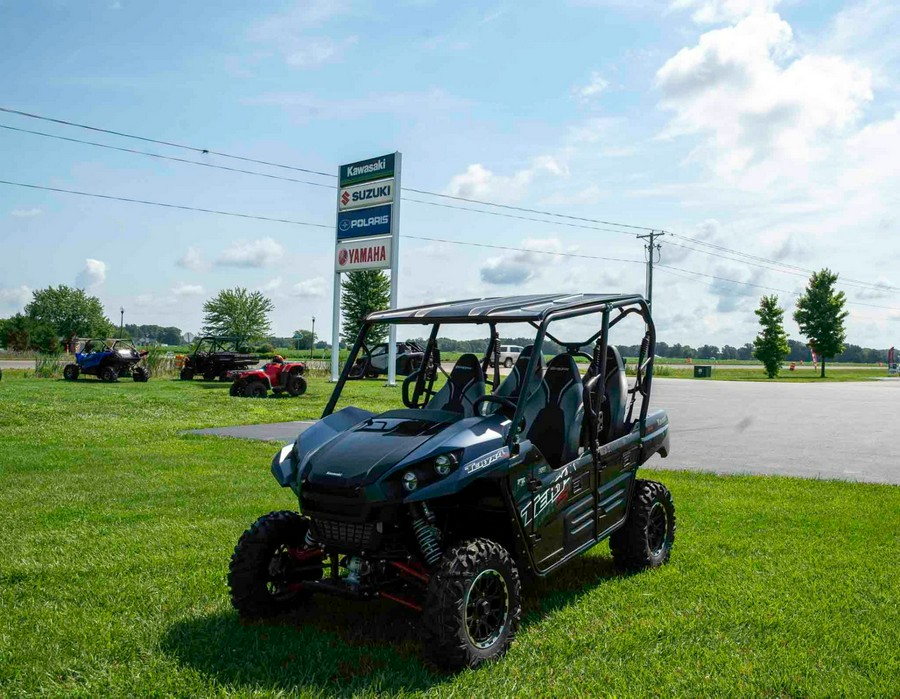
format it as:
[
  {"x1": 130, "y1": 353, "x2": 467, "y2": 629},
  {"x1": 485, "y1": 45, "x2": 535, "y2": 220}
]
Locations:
[
  {"x1": 493, "y1": 344, "x2": 523, "y2": 368},
  {"x1": 228, "y1": 293, "x2": 673, "y2": 670}
]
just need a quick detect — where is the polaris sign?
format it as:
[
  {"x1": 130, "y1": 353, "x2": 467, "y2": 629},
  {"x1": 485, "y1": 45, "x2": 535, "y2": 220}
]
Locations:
[
  {"x1": 337, "y1": 203, "x2": 392, "y2": 239},
  {"x1": 339, "y1": 179, "x2": 394, "y2": 212},
  {"x1": 339, "y1": 153, "x2": 395, "y2": 187}
]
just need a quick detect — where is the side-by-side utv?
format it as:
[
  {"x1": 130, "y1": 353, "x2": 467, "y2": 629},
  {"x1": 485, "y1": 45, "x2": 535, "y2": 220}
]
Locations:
[{"x1": 228, "y1": 294, "x2": 673, "y2": 670}]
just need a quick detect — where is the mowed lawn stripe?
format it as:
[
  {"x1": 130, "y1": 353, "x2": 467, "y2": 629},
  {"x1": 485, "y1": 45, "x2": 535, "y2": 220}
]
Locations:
[{"x1": 0, "y1": 373, "x2": 898, "y2": 697}]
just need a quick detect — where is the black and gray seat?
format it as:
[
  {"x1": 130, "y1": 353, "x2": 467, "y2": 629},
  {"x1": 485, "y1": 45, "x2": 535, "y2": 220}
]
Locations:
[
  {"x1": 521, "y1": 353, "x2": 584, "y2": 469},
  {"x1": 602, "y1": 346, "x2": 628, "y2": 441},
  {"x1": 484, "y1": 345, "x2": 545, "y2": 414},
  {"x1": 426, "y1": 353, "x2": 485, "y2": 417}
]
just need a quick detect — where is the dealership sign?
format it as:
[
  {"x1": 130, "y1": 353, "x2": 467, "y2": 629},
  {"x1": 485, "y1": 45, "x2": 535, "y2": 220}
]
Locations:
[
  {"x1": 339, "y1": 179, "x2": 394, "y2": 211},
  {"x1": 339, "y1": 153, "x2": 396, "y2": 187},
  {"x1": 335, "y1": 235, "x2": 391, "y2": 272},
  {"x1": 332, "y1": 151, "x2": 401, "y2": 383},
  {"x1": 337, "y1": 203, "x2": 392, "y2": 239}
]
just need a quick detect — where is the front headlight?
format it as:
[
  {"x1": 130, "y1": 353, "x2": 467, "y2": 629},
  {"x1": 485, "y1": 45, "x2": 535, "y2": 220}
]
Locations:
[
  {"x1": 402, "y1": 471, "x2": 418, "y2": 492},
  {"x1": 434, "y1": 453, "x2": 458, "y2": 477}
]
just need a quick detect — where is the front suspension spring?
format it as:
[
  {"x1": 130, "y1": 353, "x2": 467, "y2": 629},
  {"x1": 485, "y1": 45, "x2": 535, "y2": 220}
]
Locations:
[{"x1": 410, "y1": 504, "x2": 442, "y2": 566}]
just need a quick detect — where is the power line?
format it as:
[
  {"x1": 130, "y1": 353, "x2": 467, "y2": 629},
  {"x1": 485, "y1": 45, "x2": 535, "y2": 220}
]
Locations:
[
  {"x1": 0, "y1": 179, "x2": 331, "y2": 228},
  {"x1": 668, "y1": 230, "x2": 900, "y2": 293},
  {"x1": 400, "y1": 234, "x2": 644, "y2": 266},
  {"x1": 0, "y1": 123, "x2": 644, "y2": 236},
  {"x1": 663, "y1": 237, "x2": 896, "y2": 295},
  {"x1": 0, "y1": 105, "x2": 653, "y2": 234},
  {"x1": 3, "y1": 175, "x2": 894, "y2": 313}
]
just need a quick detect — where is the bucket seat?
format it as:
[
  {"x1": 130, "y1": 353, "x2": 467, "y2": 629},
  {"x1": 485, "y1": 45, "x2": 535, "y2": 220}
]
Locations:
[
  {"x1": 485, "y1": 345, "x2": 545, "y2": 414},
  {"x1": 426, "y1": 353, "x2": 485, "y2": 417},
  {"x1": 521, "y1": 353, "x2": 584, "y2": 469}
]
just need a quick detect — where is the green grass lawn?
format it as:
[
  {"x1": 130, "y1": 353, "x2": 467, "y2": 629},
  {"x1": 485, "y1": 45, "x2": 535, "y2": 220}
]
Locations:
[
  {"x1": 656, "y1": 366, "x2": 890, "y2": 382},
  {"x1": 1, "y1": 373, "x2": 898, "y2": 697}
]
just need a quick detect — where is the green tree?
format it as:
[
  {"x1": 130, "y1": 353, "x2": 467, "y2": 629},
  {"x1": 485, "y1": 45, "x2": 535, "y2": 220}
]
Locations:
[
  {"x1": 753, "y1": 295, "x2": 790, "y2": 378},
  {"x1": 25, "y1": 285, "x2": 112, "y2": 348},
  {"x1": 1, "y1": 314, "x2": 33, "y2": 351},
  {"x1": 793, "y1": 269, "x2": 848, "y2": 378},
  {"x1": 292, "y1": 329, "x2": 314, "y2": 351},
  {"x1": 341, "y1": 271, "x2": 390, "y2": 345},
  {"x1": 201, "y1": 287, "x2": 274, "y2": 346}
]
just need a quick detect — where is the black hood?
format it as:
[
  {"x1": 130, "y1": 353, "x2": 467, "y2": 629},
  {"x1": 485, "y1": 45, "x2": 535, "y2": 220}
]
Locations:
[{"x1": 305, "y1": 409, "x2": 461, "y2": 488}]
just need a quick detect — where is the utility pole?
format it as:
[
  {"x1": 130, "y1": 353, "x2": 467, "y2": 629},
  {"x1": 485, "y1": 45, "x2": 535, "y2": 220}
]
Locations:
[
  {"x1": 310, "y1": 316, "x2": 316, "y2": 361},
  {"x1": 636, "y1": 231, "x2": 663, "y2": 308},
  {"x1": 119, "y1": 307, "x2": 125, "y2": 337}
]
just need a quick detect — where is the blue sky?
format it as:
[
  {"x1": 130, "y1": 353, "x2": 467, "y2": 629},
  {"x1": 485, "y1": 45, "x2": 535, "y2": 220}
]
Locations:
[{"x1": 1, "y1": 0, "x2": 898, "y2": 347}]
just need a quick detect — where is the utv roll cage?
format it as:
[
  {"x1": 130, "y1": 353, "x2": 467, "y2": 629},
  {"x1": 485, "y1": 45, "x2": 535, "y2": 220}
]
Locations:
[{"x1": 324, "y1": 293, "x2": 658, "y2": 450}]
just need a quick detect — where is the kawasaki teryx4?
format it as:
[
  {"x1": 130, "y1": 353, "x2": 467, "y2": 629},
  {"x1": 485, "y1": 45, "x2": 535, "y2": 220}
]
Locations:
[{"x1": 229, "y1": 294, "x2": 673, "y2": 670}]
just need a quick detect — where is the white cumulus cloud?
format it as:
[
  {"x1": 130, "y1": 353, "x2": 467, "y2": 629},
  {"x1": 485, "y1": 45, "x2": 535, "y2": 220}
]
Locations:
[
  {"x1": 216, "y1": 238, "x2": 285, "y2": 268},
  {"x1": 444, "y1": 157, "x2": 567, "y2": 204},
  {"x1": 177, "y1": 246, "x2": 208, "y2": 272},
  {"x1": 656, "y1": 12, "x2": 873, "y2": 176},
  {"x1": 671, "y1": 0, "x2": 780, "y2": 24},
  {"x1": 292, "y1": 277, "x2": 328, "y2": 298},
  {"x1": 171, "y1": 283, "x2": 205, "y2": 297},
  {"x1": 574, "y1": 71, "x2": 609, "y2": 103},
  {"x1": 0, "y1": 284, "x2": 31, "y2": 310},
  {"x1": 480, "y1": 238, "x2": 572, "y2": 286},
  {"x1": 10, "y1": 208, "x2": 42, "y2": 218},
  {"x1": 76, "y1": 259, "x2": 107, "y2": 288}
]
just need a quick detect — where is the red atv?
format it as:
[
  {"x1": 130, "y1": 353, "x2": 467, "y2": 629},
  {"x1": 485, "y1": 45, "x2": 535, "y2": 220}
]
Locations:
[{"x1": 229, "y1": 357, "x2": 307, "y2": 398}]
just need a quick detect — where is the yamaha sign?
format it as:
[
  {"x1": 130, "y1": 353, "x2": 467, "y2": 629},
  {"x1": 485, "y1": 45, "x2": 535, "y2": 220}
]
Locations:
[{"x1": 335, "y1": 235, "x2": 391, "y2": 272}]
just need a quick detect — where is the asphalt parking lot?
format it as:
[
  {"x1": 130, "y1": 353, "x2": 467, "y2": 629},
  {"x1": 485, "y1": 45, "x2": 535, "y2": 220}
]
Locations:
[{"x1": 191, "y1": 376, "x2": 900, "y2": 485}]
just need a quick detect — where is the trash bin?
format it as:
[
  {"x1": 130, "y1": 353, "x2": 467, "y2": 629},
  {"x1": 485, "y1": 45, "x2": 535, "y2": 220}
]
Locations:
[{"x1": 694, "y1": 365, "x2": 712, "y2": 378}]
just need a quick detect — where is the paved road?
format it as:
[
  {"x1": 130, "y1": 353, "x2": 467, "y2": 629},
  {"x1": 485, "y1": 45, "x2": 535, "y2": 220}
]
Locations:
[
  {"x1": 649, "y1": 377, "x2": 900, "y2": 484},
  {"x1": 190, "y1": 377, "x2": 900, "y2": 485}
]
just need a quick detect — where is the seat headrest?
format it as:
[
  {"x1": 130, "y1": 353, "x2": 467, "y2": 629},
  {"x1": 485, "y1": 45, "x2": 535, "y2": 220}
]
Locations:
[
  {"x1": 544, "y1": 354, "x2": 582, "y2": 402},
  {"x1": 449, "y1": 353, "x2": 484, "y2": 385}
]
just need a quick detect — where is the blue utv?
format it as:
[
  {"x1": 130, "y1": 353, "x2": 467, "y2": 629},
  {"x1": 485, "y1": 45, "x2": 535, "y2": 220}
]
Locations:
[
  {"x1": 229, "y1": 294, "x2": 673, "y2": 671},
  {"x1": 63, "y1": 338, "x2": 149, "y2": 383}
]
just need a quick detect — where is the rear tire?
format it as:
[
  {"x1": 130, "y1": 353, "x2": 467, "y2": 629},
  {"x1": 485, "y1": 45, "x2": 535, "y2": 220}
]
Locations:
[
  {"x1": 228, "y1": 511, "x2": 323, "y2": 619},
  {"x1": 99, "y1": 366, "x2": 118, "y2": 383},
  {"x1": 286, "y1": 374, "x2": 307, "y2": 397},
  {"x1": 63, "y1": 364, "x2": 79, "y2": 381},
  {"x1": 246, "y1": 381, "x2": 267, "y2": 398},
  {"x1": 180, "y1": 368, "x2": 194, "y2": 381},
  {"x1": 203, "y1": 371, "x2": 217, "y2": 381},
  {"x1": 132, "y1": 367, "x2": 149, "y2": 382},
  {"x1": 609, "y1": 479, "x2": 675, "y2": 571},
  {"x1": 422, "y1": 538, "x2": 521, "y2": 671}
]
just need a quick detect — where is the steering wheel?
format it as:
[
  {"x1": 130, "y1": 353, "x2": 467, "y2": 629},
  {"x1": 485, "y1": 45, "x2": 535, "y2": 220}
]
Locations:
[{"x1": 473, "y1": 394, "x2": 518, "y2": 416}]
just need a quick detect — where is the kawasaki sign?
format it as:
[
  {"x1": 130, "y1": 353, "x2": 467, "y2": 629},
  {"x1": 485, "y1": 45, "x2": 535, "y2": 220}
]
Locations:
[{"x1": 339, "y1": 153, "x2": 395, "y2": 187}]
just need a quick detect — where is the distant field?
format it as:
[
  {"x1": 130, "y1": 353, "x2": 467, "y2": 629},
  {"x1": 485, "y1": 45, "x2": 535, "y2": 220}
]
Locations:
[
  {"x1": 655, "y1": 366, "x2": 889, "y2": 382},
  {"x1": 0, "y1": 373, "x2": 898, "y2": 696}
]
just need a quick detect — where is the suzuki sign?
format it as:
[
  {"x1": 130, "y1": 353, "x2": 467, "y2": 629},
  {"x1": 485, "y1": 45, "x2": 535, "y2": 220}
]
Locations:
[
  {"x1": 335, "y1": 236, "x2": 391, "y2": 272},
  {"x1": 339, "y1": 179, "x2": 394, "y2": 211}
]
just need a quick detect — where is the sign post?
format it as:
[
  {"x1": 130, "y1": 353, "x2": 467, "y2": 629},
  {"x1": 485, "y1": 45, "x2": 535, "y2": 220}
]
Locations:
[{"x1": 331, "y1": 152, "x2": 401, "y2": 384}]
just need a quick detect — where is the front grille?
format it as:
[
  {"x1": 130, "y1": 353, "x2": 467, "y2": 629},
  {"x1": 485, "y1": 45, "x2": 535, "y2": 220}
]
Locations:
[{"x1": 310, "y1": 518, "x2": 380, "y2": 551}]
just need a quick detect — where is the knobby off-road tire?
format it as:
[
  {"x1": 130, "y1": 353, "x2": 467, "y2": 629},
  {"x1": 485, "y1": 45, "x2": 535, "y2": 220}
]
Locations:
[
  {"x1": 609, "y1": 479, "x2": 675, "y2": 571},
  {"x1": 99, "y1": 366, "x2": 118, "y2": 383},
  {"x1": 422, "y1": 538, "x2": 522, "y2": 671},
  {"x1": 63, "y1": 364, "x2": 79, "y2": 381},
  {"x1": 180, "y1": 368, "x2": 194, "y2": 381},
  {"x1": 228, "y1": 511, "x2": 323, "y2": 620},
  {"x1": 229, "y1": 379, "x2": 246, "y2": 397},
  {"x1": 246, "y1": 381, "x2": 267, "y2": 398},
  {"x1": 132, "y1": 367, "x2": 149, "y2": 382},
  {"x1": 287, "y1": 374, "x2": 307, "y2": 397}
]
